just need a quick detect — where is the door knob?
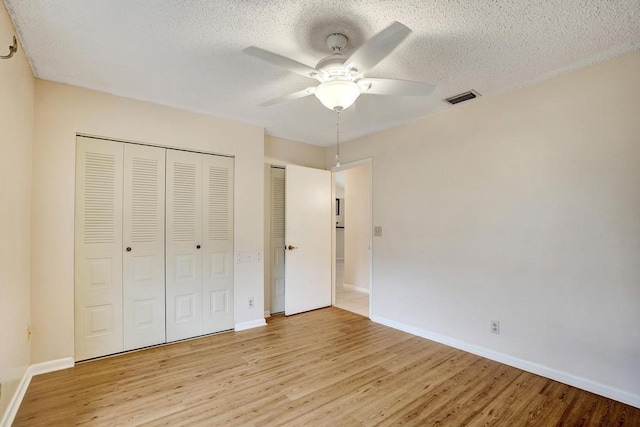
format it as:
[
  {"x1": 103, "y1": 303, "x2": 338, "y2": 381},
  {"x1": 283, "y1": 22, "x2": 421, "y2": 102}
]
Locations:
[
  {"x1": 287, "y1": 245, "x2": 298, "y2": 250},
  {"x1": 126, "y1": 247, "x2": 132, "y2": 252}
]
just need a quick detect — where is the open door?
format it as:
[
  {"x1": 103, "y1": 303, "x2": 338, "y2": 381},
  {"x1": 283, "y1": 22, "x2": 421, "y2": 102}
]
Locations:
[{"x1": 285, "y1": 165, "x2": 332, "y2": 315}]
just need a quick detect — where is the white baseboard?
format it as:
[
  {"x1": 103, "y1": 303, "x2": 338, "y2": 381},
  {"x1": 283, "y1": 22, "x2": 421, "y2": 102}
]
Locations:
[
  {"x1": 264, "y1": 311, "x2": 271, "y2": 318},
  {"x1": 342, "y1": 283, "x2": 370, "y2": 294},
  {"x1": 370, "y1": 315, "x2": 640, "y2": 409},
  {"x1": 1, "y1": 357, "x2": 75, "y2": 427},
  {"x1": 30, "y1": 357, "x2": 74, "y2": 376},
  {"x1": 1, "y1": 368, "x2": 30, "y2": 427},
  {"x1": 235, "y1": 318, "x2": 267, "y2": 331}
]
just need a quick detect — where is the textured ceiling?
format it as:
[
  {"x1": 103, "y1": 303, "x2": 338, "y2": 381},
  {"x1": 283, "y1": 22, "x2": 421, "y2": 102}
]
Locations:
[{"x1": 4, "y1": 0, "x2": 640, "y2": 146}]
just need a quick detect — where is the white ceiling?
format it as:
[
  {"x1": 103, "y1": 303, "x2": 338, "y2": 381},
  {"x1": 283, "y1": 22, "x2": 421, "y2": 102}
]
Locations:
[{"x1": 4, "y1": 0, "x2": 640, "y2": 146}]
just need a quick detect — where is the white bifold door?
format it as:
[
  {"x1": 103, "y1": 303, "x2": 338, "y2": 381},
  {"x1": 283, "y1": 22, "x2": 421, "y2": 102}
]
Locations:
[
  {"x1": 166, "y1": 150, "x2": 234, "y2": 342},
  {"x1": 75, "y1": 137, "x2": 234, "y2": 361},
  {"x1": 75, "y1": 138, "x2": 167, "y2": 360},
  {"x1": 270, "y1": 167, "x2": 286, "y2": 314},
  {"x1": 75, "y1": 138, "x2": 125, "y2": 360},
  {"x1": 122, "y1": 144, "x2": 166, "y2": 351}
]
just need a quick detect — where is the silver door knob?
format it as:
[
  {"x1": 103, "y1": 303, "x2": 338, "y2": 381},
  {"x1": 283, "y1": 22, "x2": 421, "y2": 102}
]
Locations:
[{"x1": 286, "y1": 245, "x2": 298, "y2": 250}]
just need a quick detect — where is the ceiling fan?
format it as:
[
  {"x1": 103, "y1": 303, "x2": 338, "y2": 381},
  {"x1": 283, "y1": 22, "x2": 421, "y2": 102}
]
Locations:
[{"x1": 243, "y1": 21, "x2": 435, "y2": 112}]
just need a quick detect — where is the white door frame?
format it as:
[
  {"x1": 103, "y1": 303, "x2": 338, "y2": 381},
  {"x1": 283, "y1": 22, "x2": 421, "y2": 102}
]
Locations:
[{"x1": 329, "y1": 158, "x2": 373, "y2": 317}]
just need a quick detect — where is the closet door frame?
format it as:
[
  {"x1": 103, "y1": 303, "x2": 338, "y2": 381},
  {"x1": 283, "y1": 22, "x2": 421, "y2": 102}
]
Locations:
[{"x1": 75, "y1": 134, "x2": 236, "y2": 360}]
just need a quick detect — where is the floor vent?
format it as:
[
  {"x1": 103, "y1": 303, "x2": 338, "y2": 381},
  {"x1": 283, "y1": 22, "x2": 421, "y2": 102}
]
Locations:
[{"x1": 444, "y1": 90, "x2": 481, "y2": 105}]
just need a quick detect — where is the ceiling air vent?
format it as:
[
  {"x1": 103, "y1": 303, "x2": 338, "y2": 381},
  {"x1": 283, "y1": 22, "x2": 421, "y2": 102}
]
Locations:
[{"x1": 444, "y1": 90, "x2": 481, "y2": 105}]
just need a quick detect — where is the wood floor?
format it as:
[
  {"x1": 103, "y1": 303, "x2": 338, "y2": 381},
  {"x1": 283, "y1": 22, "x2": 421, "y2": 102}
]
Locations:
[{"x1": 14, "y1": 307, "x2": 640, "y2": 426}]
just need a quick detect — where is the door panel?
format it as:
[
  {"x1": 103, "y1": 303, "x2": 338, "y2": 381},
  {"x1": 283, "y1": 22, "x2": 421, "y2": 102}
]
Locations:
[
  {"x1": 123, "y1": 144, "x2": 166, "y2": 350},
  {"x1": 74, "y1": 137, "x2": 124, "y2": 360},
  {"x1": 285, "y1": 165, "x2": 332, "y2": 315},
  {"x1": 166, "y1": 150, "x2": 203, "y2": 341},
  {"x1": 271, "y1": 167, "x2": 286, "y2": 313},
  {"x1": 202, "y1": 155, "x2": 234, "y2": 333}
]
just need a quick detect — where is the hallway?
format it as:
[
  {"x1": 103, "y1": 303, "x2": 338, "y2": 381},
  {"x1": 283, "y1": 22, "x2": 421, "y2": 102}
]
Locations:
[{"x1": 334, "y1": 259, "x2": 369, "y2": 317}]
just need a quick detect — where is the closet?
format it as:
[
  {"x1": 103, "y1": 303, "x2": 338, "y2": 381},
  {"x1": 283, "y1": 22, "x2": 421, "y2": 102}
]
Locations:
[
  {"x1": 74, "y1": 136, "x2": 234, "y2": 361},
  {"x1": 270, "y1": 167, "x2": 285, "y2": 314}
]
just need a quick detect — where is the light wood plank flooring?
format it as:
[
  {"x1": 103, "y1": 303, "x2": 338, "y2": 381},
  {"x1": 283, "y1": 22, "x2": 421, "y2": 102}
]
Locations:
[{"x1": 14, "y1": 307, "x2": 640, "y2": 426}]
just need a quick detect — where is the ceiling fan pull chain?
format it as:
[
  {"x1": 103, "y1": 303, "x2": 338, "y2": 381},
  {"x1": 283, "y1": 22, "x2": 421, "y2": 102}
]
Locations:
[{"x1": 335, "y1": 110, "x2": 341, "y2": 167}]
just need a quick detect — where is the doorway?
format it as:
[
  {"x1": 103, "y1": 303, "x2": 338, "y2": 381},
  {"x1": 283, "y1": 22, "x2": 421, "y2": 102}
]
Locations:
[
  {"x1": 267, "y1": 164, "x2": 332, "y2": 316},
  {"x1": 266, "y1": 162, "x2": 371, "y2": 318},
  {"x1": 332, "y1": 161, "x2": 372, "y2": 317}
]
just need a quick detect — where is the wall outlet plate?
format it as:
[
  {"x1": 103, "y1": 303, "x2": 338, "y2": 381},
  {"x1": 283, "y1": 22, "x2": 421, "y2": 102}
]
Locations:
[{"x1": 491, "y1": 320, "x2": 500, "y2": 334}]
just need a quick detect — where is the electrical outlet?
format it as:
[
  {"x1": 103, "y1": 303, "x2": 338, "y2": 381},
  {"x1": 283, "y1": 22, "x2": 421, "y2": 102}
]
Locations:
[
  {"x1": 491, "y1": 320, "x2": 500, "y2": 334},
  {"x1": 248, "y1": 297, "x2": 254, "y2": 308}
]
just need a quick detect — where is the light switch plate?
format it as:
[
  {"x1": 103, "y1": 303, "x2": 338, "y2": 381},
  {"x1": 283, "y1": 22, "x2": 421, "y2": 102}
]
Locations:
[
  {"x1": 374, "y1": 226, "x2": 383, "y2": 237},
  {"x1": 237, "y1": 251, "x2": 262, "y2": 263}
]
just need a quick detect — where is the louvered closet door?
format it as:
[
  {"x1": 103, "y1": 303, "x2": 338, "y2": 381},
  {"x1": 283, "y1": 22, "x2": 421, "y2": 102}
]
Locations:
[
  {"x1": 166, "y1": 149, "x2": 204, "y2": 341},
  {"x1": 271, "y1": 167, "x2": 285, "y2": 314},
  {"x1": 123, "y1": 144, "x2": 166, "y2": 350},
  {"x1": 75, "y1": 137, "x2": 124, "y2": 361},
  {"x1": 202, "y1": 155, "x2": 234, "y2": 333}
]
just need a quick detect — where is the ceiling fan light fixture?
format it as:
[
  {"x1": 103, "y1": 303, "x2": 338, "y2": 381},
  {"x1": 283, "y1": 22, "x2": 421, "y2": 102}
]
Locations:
[{"x1": 315, "y1": 80, "x2": 361, "y2": 111}]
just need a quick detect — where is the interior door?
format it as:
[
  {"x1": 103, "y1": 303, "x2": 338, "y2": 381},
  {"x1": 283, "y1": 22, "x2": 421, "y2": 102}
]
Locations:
[
  {"x1": 270, "y1": 167, "x2": 286, "y2": 314},
  {"x1": 284, "y1": 165, "x2": 332, "y2": 315},
  {"x1": 165, "y1": 149, "x2": 203, "y2": 342},
  {"x1": 123, "y1": 143, "x2": 166, "y2": 350},
  {"x1": 74, "y1": 137, "x2": 124, "y2": 360}
]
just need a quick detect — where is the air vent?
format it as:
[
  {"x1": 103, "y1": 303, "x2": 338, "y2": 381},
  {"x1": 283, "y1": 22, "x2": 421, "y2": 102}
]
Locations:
[{"x1": 444, "y1": 90, "x2": 481, "y2": 105}]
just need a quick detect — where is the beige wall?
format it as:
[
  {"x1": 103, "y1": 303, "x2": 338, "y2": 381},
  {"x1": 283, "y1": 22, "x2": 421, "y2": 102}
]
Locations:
[
  {"x1": 0, "y1": 2, "x2": 34, "y2": 418},
  {"x1": 344, "y1": 164, "x2": 371, "y2": 291},
  {"x1": 264, "y1": 135, "x2": 327, "y2": 170},
  {"x1": 263, "y1": 135, "x2": 326, "y2": 314},
  {"x1": 31, "y1": 80, "x2": 265, "y2": 364},
  {"x1": 326, "y1": 51, "x2": 640, "y2": 403}
]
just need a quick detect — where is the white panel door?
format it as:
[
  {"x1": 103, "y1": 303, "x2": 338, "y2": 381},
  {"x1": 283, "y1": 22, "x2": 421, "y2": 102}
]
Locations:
[
  {"x1": 270, "y1": 167, "x2": 286, "y2": 314},
  {"x1": 285, "y1": 165, "x2": 332, "y2": 315},
  {"x1": 202, "y1": 155, "x2": 234, "y2": 333},
  {"x1": 74, "y1": 137, "x2": 124, "y2": 360},
  {"x1": 166, "y1": 149, "x2": 203, "y2": 342},
  {"x1": 123, "y1": 144, "x2": 166, "y2": 350}
]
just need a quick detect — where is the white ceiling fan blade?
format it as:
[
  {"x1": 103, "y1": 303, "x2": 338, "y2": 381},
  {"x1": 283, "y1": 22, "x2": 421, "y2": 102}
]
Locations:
[
  {"x1": 344, "y1": 21, "x2": 411, "y2": 75},
  {"x1": 260, "y1": 87, "x2": 316, "y2": 106},
  {"x1": 243, "y1": 46, "x2": 321, "y2": 80},
  {"x1": 359, "y1": 78, "x2": 435, "y2": 96}
]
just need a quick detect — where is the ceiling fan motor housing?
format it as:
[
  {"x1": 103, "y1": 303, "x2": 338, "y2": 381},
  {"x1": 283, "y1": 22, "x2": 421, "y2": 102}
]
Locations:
[
  {"x1": 316, "y1": 55, "x2": 348, "y2": 76},
  {"x1": 327, "y1": 33, "x2": 348, "y2": 51},
  {"x1": 316, "y1": 33, "x2": 355, "y2": 79}
]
